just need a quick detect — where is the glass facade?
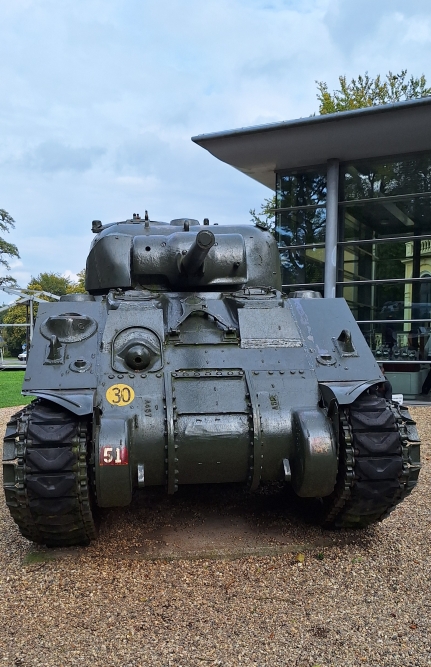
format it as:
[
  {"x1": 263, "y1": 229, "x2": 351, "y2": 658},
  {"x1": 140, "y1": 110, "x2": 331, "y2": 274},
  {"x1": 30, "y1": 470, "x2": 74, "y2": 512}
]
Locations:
[
  {"x1": 275, "y1": 152, "x2": 431, "y2": 397},
  {"x1": 276, "y1": 168, "x2": 326, "y2": 289}
]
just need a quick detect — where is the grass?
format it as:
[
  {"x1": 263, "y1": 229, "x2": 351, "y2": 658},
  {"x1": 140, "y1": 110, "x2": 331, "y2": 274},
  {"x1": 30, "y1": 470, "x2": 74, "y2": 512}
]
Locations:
[
  {"x1": 22, "y1": 551, "x2": 54, "y2": 565},
  {"x1": 0, "y1": 371, "x2": 35, "y2": 408}
]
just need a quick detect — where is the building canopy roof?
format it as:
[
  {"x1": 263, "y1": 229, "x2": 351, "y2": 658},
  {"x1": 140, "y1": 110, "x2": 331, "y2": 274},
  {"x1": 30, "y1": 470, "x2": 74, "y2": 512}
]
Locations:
[{"x1": 192, "y1": 97, "x2": 431, "y2": 189}]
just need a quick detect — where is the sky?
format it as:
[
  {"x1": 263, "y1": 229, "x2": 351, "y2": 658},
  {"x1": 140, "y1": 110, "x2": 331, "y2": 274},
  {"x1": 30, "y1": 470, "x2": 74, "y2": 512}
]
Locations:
[{"x1": 1, "y1": 0, "x2": 431, "y2": 299}]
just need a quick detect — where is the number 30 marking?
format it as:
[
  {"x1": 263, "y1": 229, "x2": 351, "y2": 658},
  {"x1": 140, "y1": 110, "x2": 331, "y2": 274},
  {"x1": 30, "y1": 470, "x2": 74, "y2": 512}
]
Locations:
[{"x1": 106, "y1": 384, "x2": 135, "y2": 406}]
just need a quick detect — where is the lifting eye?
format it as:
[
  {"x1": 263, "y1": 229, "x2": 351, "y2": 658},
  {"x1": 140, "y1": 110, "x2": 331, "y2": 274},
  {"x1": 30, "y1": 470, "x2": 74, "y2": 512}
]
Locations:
[{"x1": 124, "y1": 344, "x2": 152, "y2": 370}]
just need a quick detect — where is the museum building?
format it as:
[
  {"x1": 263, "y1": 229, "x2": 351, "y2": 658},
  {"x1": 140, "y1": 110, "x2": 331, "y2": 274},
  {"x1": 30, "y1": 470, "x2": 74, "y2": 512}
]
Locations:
[{"x1": 192, "y1": 97, "x2": 431, "y2": 397}]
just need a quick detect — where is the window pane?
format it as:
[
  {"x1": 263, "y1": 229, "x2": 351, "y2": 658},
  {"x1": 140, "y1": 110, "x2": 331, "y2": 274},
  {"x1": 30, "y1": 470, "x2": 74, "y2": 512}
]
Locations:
[
  {"x1": 341, "y1": 242, "x2": 406, "y2": 283},
  {"x1": 356, "y1": 321, "x2": 431, "y2": 356},
  {"x1": 276, "y1": 208, "x2": 326, "y2": 246},
  {"x1": 341, "y1": 154, "x2": 431, "y2": 201},
  {"x1": 340, "y1": 280, "x2": 431, "y2": 352},
  {"x1": 277, "y1": 169, "x2": 326, "y2": 208},
  {"x1": 341, "y1": 196, "x2": 431, "y2": 241},
  {"x1": 280, "y1": 247, "x2": 325, "y2": 287}
]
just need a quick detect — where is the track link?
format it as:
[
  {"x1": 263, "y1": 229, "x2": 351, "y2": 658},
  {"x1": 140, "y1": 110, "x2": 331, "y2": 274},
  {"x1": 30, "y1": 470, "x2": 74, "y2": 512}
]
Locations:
[
  {"x1": 3, "y1": 400, "x2": 97, "y2": 547},
  {"x1": 322, "y1": 394, "x2": 421, "y2": 529}
]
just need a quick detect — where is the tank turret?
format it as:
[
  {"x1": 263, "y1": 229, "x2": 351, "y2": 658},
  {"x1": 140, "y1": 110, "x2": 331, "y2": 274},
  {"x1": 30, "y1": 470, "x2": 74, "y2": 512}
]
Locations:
[{"x1": 85, "y1": 216, "x2": 281, "y2": 292}]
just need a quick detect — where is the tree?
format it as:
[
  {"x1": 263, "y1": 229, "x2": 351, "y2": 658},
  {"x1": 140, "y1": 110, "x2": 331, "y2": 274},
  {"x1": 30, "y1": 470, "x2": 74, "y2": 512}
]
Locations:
[
  {"x1": 28, "y1": 272, "x2": 75, "y2": 296},
  {"x1": 0, "y1": 209, "x2": 19, "y2": 287},
  {"x1": 1, "y1": 271, "x2": 87, "y2": 355},
  {"x1": 316, "y1": 70, "x2": 431, "y2": 115},
  {"x1": 1, "y1": 303, "x2": 27, "y2": 355},
  {"x1": 73, "y1": 268, "x2": 87, "y2": 294},
  {"x1": 249, "y1": 195, "x2": 276, "y2": 232}
]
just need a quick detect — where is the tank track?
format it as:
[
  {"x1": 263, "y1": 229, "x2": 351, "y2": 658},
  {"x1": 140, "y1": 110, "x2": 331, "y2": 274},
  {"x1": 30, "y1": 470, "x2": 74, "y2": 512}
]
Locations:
[
  {"x1": 2, "y1": 400, "x2": 97, "y2": 547},
  {"x1": 322, "y1": 393, "x2": 421, "y2": 529}
]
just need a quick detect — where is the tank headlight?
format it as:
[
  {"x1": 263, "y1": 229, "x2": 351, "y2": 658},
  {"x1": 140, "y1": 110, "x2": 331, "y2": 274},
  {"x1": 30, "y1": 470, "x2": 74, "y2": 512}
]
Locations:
[{"x1": 124, "y1": 344, "x2": 152, "y2": 370}]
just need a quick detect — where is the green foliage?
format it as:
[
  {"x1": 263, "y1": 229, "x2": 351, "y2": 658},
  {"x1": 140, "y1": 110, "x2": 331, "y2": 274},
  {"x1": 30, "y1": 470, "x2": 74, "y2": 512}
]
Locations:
[
  {"x1": 249, "y1": 195, "x2": 276, "y2": 232},
  {"x1": 29, "y1": 270, "x2": 87, "y2": 295},
  {"x1": 316, "y1": 70, "x2": 431, "y2": 115},
  {"x1": 0, "y1": 372, "x2": 34, "y2": 408},
  {"x1": 1, "y1": 271, "x2": 88, "y2": 355},
  {"x1": 75, "y1": 268, "x2": 87, "y2": 293},
  {"x1": 1, "y1": 304, "x2": 27, "y2": 355},
  {"x1": 28, "y1": 272, "x2": 74, "y2": 296},
  {"x1": 0, "y1": 209, "x2": 20, "y2": 286}
]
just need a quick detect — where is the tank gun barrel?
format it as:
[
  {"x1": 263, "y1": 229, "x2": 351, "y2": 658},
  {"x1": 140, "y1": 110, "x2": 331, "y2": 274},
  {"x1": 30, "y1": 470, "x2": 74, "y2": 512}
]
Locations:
[{"x1": 181, "y1": 229, "x2": 215, "y2": 275}]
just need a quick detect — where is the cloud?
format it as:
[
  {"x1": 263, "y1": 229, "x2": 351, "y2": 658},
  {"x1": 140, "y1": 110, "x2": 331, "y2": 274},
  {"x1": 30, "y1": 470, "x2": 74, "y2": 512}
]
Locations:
[
  {"x1": 401, "y1": 14, "x2": 431, "y2": 45},
  {"x1": 323, "y1": 0, "x2": 431, "y2": 60},
  {"x1": 62, "y1": 269, "x2": 80, "y2": 282},
  {"x1": 114, "y1": 135, "x2": 171, "y2": 174},
  {"x1": 15, "y1": 141, "x2": 105, "y2": 173}
]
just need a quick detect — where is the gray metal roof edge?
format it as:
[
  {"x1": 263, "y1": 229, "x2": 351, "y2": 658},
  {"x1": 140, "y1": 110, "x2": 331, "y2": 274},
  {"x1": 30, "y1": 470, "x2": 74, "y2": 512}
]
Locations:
[{"x1": 191, "y1": 96, "x2": 431, "y2": 144}]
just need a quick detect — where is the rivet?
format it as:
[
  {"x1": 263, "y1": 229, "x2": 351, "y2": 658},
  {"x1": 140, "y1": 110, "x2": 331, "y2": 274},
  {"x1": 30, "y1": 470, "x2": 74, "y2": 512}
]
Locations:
[
  {"x1": 268, "y1": 371, "x2": 273, "y2": 375},
  {"x1": 253, "y1": 371, "x2": 259, "y2": 375},
  {"x1": 156, "y1": 373, "x2": 162, "y2": 378},
  {"x1": 290, "y1": 370, "x2": 296, "y2": 375},
  {"x1": 279, "y1": 371, "x2": 285, "y2": 375},
  {"x1": 129, "y1": 374, "x2": 135, "y2": 379},
  {"x1": 117, "y1": 374, "x2": 124, "y2": 379},
  {"x1": 299, "y1": 370, "x2": 304, "y2": 374},
  {"x1": 108, "y1": 374, "x2": 114, "y2": 379},
  {"x1": 141, "y1": 373, "x2": 147, "y2": 378}
]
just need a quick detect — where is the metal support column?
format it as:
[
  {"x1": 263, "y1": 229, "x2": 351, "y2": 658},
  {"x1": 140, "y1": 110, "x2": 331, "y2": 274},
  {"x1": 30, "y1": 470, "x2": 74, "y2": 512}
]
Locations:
[
  {"x1": 29, "y1": 297, "x2": 34, "y2": 342},
  {"x1": 324, "y1": 158, "x2": 339, "y2": 298}
]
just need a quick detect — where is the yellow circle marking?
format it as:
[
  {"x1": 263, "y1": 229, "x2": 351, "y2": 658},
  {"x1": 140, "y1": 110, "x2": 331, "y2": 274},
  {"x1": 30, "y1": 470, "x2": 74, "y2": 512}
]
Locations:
[{"x1": 106, "y1": 384, "x2": 135, "y2": 406}]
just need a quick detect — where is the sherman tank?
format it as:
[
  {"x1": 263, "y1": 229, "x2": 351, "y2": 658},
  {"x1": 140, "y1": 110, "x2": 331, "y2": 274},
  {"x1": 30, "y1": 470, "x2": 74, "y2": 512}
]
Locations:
[{"x1": 2, "y1": 214, "x2": 421, "y2": 546}]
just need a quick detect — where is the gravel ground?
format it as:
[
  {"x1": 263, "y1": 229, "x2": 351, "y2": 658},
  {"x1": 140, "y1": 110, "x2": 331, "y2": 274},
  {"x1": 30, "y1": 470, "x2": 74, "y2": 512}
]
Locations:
[{"x1": 0, "y1": 405, "x2": 430, "y2": 667}]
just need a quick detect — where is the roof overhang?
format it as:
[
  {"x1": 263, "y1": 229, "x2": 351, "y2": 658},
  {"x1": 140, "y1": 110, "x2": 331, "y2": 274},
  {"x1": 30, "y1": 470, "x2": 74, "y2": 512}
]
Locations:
[{"x1": 192, "y1": 97, "x2": 431, "y2": 189}]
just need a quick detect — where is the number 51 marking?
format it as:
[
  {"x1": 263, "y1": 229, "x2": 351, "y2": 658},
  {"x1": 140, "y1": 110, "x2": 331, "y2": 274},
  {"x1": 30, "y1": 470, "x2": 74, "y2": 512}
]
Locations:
[{"x1": 100, "y1": 445, "x2": 128, "y2": 466}]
